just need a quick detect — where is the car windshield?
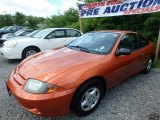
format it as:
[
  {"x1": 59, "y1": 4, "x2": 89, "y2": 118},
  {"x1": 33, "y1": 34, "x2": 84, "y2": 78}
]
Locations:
[
  {"x1": 15, "y1": 30, "x2": 24, "y2": 36},
  {"x1": 32, "y1": 29, "x2": 53, "y2": 39},
  {"x1": 68, "y1": 32, "x2": 120, "y2": 55},
  {"x1": 27, "y1": 30, "x2": 41, "y2": 37},
  {"x1": 1, "y1": 26, "x2": 8, "y2": 30},
  {"x1": 6, "y1": 26, "x2": 13, "y2": 30}
]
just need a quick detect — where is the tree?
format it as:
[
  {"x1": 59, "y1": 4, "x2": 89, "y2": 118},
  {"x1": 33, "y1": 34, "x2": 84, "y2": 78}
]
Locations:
[
  {"x1": 24, "y1": 16, "x2": 39, "y2": 29},
  {"x1": 13, "y1": 12, "x2": 26, "y2": 26},
  {"x1": 63, "y1": 8, "x2": 79, "y2": 26},
  {"x1": 0, "y1": 14, "x2": 13, "y2": 28}
]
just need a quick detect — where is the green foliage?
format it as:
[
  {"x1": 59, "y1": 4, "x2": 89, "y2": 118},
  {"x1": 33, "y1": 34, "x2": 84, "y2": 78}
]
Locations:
[
  {"x1": 0, "y1": 14, "x2": 13, "y2": 27},
  {"x1": 44, "y1": 8, "x2": 79, "y2": 28},
  {"x1": 154, "y1": 59, "x2": 160, "y2": 68},
  {"x1": 24, "y1": 16, "x2": 39, "y2": 29},
  {"x1": 13, "y1": 12, "x2": 26, "y2": 26},
  {"x1": 66, "y1": 22, "x2": 80, "y2": 30}
]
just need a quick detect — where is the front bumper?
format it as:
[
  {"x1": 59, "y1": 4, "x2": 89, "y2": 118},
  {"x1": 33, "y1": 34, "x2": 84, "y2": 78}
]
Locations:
[
  {"x1": 0, "y1": 46, "x2": 22, "y2": 59},
  {"x1": 6, "y1": 72, "x2": 76, "y2": 117}
]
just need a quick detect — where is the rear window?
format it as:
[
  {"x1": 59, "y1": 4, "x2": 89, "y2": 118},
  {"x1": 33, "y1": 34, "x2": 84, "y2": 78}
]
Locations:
[{"x1": 66, "y1": 29, "x2": 81, "y2": 37}]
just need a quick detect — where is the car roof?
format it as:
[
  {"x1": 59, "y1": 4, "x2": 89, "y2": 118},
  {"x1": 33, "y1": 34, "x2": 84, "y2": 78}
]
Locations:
[
  {"x1": 21, "y1": 29, "x2": 33, "y2": 31},
  {"x1": 48, "y1": 28, "x2": 81, "y2": 31},
  {"x1": 94, "y1": 30, "x2": 137, "y2": 34}
]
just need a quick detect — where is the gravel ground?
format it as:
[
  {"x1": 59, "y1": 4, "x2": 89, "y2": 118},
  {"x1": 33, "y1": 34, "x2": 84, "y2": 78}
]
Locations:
[{"x1": 0, "y1": 55, "x2": 160, "y2": 120}]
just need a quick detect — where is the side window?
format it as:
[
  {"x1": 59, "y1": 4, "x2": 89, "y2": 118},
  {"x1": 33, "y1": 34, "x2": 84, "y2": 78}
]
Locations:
[
  {"x1": 137, "y1": 34, "x2": 149, "y2": 47},
  {"x1": 19, "y1": 32, "x2": 24, "y2": 36},
  {"x1": 10, "y1": 27, "x2": 16, "y2": 32},
  {"x1": 66, "y1": 29, "x2": 81, "y2": 37},
  {"x1": 25, "y1": 32, "x2": 32, "y2": 35},
  {"x1": 118, "y1": 34, "x2": 140, "y2": 51},
  {"x1": 21, "y1": 32, "x2": 30, "y2": 36},
  {"x1": 46, "y1": 30, "x2": 65, "y2": 39}
]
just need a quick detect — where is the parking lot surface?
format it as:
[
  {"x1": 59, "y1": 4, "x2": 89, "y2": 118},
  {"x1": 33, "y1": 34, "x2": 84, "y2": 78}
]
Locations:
[{"x1": 0, "y1": 55, "x2": 160, "y2": 120}]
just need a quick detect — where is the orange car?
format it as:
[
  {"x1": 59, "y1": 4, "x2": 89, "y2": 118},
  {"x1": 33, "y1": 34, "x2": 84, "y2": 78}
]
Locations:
[{"x1": 6, "y1": 30, "x2": 155, "y2": 117}]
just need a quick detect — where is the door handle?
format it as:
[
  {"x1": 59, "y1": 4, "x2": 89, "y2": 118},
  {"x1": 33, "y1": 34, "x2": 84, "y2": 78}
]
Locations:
[
  {"x1": 136, "y1": 53, "x2": 143, "y2": 60},
  {"x1": 140, "y1": 53, "x2": 144, "y2": 57}
]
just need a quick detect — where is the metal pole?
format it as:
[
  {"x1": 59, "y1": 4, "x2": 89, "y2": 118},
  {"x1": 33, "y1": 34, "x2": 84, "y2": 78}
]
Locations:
[{"x1": 155, "y1": 28, "x2": 160, "y2": 62}]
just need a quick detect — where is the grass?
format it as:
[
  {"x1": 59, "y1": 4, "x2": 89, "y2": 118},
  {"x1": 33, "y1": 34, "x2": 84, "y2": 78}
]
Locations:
[{"x1": 154, "y1": 58, "x2": 160, "y2": 68}]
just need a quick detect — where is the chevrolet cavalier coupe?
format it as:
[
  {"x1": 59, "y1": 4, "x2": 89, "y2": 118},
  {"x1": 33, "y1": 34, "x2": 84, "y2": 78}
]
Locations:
[{"x1": 6, "y1": 30, "x2": 155, "y2": 117}]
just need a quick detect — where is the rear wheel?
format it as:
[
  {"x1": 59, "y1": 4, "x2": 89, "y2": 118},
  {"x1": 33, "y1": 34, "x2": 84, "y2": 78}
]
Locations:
[
  {"x1": 143, "y1": 58, "x2": 153, "y2": 74},
  {"x1": 22, "y1": 47, "x2": 40, "y2": 59},
  {"x1": 71, "y1": 80, "x2": 104, "y2": 116}
]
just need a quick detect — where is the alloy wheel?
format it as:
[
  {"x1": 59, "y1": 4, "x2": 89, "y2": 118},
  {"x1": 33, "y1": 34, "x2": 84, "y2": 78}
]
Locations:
[
  {"x1": 26, "y1": 50, "x2": 37, "y2": 57},
  {"x1": 81, "y1": 87, "x2": 100, "y2": 111}
]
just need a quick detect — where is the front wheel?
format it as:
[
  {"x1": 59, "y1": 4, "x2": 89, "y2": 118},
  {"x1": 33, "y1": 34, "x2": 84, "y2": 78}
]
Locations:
[
  {"x1": 22, "y1": 47, "x2": 39, "y2": 59},
  {"x1": 71, "y1": 80, "x2": 104, "y2": 116},
  {"x1": 143, "y1": 58, "x2": 153, "y2": 74}
]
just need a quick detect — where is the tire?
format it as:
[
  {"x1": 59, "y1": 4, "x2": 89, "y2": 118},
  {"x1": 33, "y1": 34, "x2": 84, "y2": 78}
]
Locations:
[
  {"x1": 143, "y1": 57, "x2": 153, "y2": 74},
  {"x1": 22, "y1": 47, "x2": 40, "y2": 59},
  {"x1": 71, "y1": 79, "x2": 104, "y2": 117}
]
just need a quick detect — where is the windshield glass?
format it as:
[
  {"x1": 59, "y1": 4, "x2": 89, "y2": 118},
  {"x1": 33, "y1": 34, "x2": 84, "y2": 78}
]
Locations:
[
  {"x1": 32, "y1": 29, "x2": 53, "y2": 39},
  {"x1": 68, "y1": 32, "x2": 120, "y2": 55},
  {"x1": 1, "y1": 26, "x2": 8, "y2": 30},
  {"x1": 15, "y1": 30, "x2": 24, "y2": 36},
  {"x1": 6, "y1": 26, "x2": 13, "y2": 30}
]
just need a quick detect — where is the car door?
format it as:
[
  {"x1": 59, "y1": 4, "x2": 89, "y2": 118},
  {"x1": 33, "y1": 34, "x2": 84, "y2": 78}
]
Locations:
[
  {"x1": 43, "y1": 29, "x2": 67, "y2": 50},
  {"x1": 137, "y1": 34, "x2": 151, "y2": 69},
  {"x1": 65, "y1": 29, "x2": 81, "y2": 44},
  {"x1": 112, "y1": 33, "x2": 143, "y2": 84}
]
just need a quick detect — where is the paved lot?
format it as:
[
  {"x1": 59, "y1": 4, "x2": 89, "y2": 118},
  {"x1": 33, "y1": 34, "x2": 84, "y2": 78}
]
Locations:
[{"x1": 0, "y1": 55, "x2": 160, "y2": 120}]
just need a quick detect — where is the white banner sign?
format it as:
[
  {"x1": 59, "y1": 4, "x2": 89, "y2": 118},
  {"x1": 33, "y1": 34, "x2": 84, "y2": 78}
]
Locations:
[{"x1": 78, "y1": 0, "x2": 160, "y2": 18}]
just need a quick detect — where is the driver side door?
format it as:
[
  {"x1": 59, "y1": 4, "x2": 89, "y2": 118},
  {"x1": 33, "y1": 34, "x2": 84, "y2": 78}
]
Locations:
[
  {"x1": 44, "y1": 29, "x2": 67, "y2": 50},
  {"x1": 112, "y1": 33, "x2": 143, "y2": 85}
]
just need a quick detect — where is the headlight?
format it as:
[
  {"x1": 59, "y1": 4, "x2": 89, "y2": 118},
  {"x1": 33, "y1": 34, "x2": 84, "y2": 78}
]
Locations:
[
  {"x1": 24, "y1": 79, "x2": 59, "y2": 94},
  {"x1": 3, "y1": 41, "x2": 17, "y2": 48}
]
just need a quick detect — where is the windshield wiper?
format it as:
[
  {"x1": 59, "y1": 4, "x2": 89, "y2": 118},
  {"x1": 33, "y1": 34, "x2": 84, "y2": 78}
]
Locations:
[
  {"x1": 68, "y1": 45, "x2": 105, "y2": 55},
  {"x1": 69, "y1": 45, "x2": 90, "y2": 53}
]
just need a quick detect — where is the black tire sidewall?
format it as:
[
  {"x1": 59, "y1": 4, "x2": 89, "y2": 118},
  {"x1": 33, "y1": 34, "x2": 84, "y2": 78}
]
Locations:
[{"x1": 72, "y1": 81, "x2": 103, "y2": 116}]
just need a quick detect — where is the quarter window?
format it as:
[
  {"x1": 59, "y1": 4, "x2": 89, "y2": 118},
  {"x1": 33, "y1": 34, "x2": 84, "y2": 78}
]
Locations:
[
  {"x1": 118, "y1": 34, "x2": 140, "y2": 51},
  {"x1": 137, "y1": 34, "x2": 149, "y2": 47},
  {"x1": 66, "y1": 29, "x2": 81, "y2": 37}
]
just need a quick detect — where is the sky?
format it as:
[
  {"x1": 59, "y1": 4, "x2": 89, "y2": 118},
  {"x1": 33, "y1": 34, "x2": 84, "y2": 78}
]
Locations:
[{"x1": 0, "y1": 0, "x2": 79, "y2": 18}]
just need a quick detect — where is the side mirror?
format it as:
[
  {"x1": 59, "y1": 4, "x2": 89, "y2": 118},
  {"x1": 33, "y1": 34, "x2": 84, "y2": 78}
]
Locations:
[{"x1": 116, "y1": 48, "x2": 131, "y2": 56}]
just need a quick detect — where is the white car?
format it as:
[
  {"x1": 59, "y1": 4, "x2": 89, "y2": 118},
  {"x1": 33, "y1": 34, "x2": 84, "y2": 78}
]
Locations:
[{"x1": 0, "y1": 28, "x2": 82, "y2": 59}]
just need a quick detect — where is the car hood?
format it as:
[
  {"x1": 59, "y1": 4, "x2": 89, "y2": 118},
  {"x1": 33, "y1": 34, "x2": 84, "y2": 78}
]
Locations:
[
  {"x1": 0, "y1": 29, "x2": 6, "y2": 32},
  {"x1": 17, "y1": 47, "x2": 104, "y2": 82},
  {"x1": 0, "y1": 29, "x2": 9, "y2": 33},
  {"x1": 1, "y1": 33, "x2": 15, "y2": 39},
  {"x1": 6, "y1": 36, "x2": 34, "y2": 41}
]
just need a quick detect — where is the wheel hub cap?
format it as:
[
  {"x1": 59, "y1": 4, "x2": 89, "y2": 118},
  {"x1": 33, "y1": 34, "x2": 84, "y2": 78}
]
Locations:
[
  {"x1": 147, "y1": 59, "x2": 152, "y2": 71},
  {"x1": 26, "y1": 50, "x2": 37, "y2": 57},
  {"x1": 81, "y1": 87, "x2": 100, "y2": 111}
]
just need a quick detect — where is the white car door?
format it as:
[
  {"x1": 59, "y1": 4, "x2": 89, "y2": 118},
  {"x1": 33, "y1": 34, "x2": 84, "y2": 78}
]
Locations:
[{"x1": 43, "y1": 29, "x2": 67, "y2": 50}]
